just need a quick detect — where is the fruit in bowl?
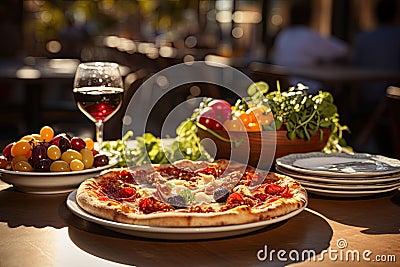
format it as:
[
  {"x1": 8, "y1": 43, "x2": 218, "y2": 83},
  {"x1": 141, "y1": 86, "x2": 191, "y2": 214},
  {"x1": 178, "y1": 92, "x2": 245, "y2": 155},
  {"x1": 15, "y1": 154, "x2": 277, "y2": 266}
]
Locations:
[
  {"x1": 183, "y1": 82, "x2": 350, "y2": 169},
  {"x1": 0, "y1": 126, "x2": 110, "y2": 172}
]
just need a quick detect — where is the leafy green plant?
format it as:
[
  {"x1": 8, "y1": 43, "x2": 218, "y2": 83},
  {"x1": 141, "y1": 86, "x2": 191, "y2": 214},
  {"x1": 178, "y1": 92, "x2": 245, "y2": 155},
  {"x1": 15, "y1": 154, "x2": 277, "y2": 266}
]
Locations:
[
  {"x1": 102, "y1": 123, "x2": 211, "y2": 167},
  {"x1": 247, "y1": 82, "x2": 351, "y2": 152}
]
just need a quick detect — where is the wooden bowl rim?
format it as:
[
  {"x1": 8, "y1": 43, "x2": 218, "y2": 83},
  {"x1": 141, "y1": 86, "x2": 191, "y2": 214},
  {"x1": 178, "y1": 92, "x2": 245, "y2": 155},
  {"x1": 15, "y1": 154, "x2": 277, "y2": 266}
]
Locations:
[{"x1": 198, "y1": 127, "x2": 331, "y2": 139}]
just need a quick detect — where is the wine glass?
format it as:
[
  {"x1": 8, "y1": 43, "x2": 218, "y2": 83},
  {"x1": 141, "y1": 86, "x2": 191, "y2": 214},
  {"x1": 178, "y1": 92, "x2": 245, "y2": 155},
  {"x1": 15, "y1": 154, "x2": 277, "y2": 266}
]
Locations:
[{"x1": 73, "y1": 62, "x2": 124, "y2": 150}]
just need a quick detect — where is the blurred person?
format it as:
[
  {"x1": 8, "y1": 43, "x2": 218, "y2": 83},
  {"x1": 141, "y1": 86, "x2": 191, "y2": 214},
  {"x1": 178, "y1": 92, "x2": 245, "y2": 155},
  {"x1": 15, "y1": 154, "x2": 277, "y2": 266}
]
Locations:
[
  {"x1": 271, "y1": 1, "x2": 350, "y2": 94},
  {"x1": 351, "y1": 0, "x2": 400, "y2": 155},
  {"x1": 351, "y1": 0, "x2": 400, "y2": 105},
  {"x1": 57, "y1": 13, "x2": 90, "y2": 58}
]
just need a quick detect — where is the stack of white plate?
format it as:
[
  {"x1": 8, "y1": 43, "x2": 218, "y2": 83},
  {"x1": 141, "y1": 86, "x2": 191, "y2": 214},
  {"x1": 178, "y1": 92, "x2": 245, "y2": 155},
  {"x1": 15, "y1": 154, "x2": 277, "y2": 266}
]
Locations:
[{"x1": 275, "y1": 152, "x2": 400, "y2": 197}]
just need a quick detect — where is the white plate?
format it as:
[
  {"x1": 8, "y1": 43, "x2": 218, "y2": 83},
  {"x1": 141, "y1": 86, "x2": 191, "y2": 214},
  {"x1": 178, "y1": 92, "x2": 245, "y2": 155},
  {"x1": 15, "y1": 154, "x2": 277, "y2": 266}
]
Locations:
[
  {"x1": 0, "y1": 159, "x2": 117, "y2": 194},
  {"x1": 304, "y1": 186, "x2": 399, "y2": 198},
  {"x1": 294, "y1": 178, "x2": 400, "y2": 191},
  {"x1": 66, "y1": 190, "x2": 307, "y2": 240},
  {"x1": 276, "y1": 152, "x2": 400, "y2": 177},
  {"x1": 275, "y1": 165, "x2": 400, "y2": 185}
]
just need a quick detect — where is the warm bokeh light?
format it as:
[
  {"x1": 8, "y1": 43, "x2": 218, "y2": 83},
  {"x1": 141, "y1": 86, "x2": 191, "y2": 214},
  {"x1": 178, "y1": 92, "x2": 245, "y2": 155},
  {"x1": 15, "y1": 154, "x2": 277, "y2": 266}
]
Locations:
[
  {"x1": 232, "y1": 11, "x2": 262, "y2": 24},
  {"x1": 155, "y1": 75, "x2": 169, "y2": 89},
  {"x1": 46, "y1": 40, "x2": 62, "y2": 53},
  {"x1": 232, "y1": 27, "x2": 244, "y2": 38},
  {"x1": 216, "y1": 11, "x2": 232, "y2": 23},
  {"x1": 184, "y1": 36, "x2": 198, "y2": 48},
  {"x1": 271, "y1": 14, "x2": 283, "y2": 26},
  {"x1": 189, "y1": 85, "x2": 201, "y2": 96},
  {"x1": 16, "y1": 67, "x2": 41, "y2": 79},
  {"x1": 103, "y1": 36, "x2": 120, "y2": 48},
  {"x1": 183, "y1": 55, "x2": 195, "y2": 63},
  {"x1": 159, "y1": 46, "x2": 177, "y2": 58},
  {"x1": 116, "y1": 38, "x2": 136, "y2": 52}
]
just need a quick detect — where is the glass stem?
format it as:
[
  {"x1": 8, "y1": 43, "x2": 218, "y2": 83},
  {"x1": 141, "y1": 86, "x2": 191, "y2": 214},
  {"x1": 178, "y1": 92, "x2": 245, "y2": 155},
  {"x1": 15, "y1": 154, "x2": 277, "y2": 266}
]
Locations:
[{"x1": 95, "y1": 121, "x2": 104, "y2": 151}]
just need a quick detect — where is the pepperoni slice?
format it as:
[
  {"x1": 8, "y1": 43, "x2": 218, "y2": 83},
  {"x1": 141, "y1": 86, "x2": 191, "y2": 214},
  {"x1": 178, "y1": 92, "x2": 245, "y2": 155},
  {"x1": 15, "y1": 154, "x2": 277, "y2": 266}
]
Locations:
[
  {"x1": 115, "y1": 187, "x2": 136, "y2": 199},
  {"x1": 265, "y1": 183, "x2": 285, "y2": 195},
  {"x1": 281, "y1": 185, "x2": 293, "y2": 198},
  {"x1": 119, "y1": 169, "x2": 135, "y2": 184},
  {"x1": 226, "y1": 192, "x2": 244, "y2": 205},
  {"x1": 254, "y1": 192, "x2": 268, "y2": 201},
  {"x1": 100, "y1": 182, "x2": 136, "y2": 201},
  {"x1": 264, "y1": 184, "x2": 293, "y2": 198},
  {"x1": 139, "y1": 197, "x2": 173, "y2": 214}
]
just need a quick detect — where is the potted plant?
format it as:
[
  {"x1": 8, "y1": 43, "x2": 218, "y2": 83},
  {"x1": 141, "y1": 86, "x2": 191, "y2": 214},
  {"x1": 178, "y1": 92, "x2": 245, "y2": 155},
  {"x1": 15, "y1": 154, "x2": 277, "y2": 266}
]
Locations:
[{"x1": 190, "y1": 82, "x2": 351, "y2": 168}]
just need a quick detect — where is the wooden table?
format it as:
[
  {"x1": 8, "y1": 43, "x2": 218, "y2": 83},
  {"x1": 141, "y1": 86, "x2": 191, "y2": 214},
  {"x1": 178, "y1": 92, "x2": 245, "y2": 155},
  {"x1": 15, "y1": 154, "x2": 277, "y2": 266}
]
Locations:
[{"x1": 0, "y1": 180, "x2": 398, "y2": 266}]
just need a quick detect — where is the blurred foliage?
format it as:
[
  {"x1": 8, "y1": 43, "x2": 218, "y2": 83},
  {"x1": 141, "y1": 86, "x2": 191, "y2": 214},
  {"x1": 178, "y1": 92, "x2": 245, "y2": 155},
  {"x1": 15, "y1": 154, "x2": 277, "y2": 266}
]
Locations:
[{"x1": 24, "y1": 0, "x2": 200, "y2": 55}]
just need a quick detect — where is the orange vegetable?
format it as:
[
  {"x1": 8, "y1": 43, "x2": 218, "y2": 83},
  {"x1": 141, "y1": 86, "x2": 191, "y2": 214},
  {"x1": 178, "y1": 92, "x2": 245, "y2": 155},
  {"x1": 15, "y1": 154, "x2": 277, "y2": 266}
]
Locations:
[
  {"x1": 246, "y1": 107, "x2": 265, "y2": 123},
  {"x1": 246, "y1": 122, "x2": 262, "y2": 132},
  {"x1": 238, "y1": 113, "x2": 252, "y2": 127}
]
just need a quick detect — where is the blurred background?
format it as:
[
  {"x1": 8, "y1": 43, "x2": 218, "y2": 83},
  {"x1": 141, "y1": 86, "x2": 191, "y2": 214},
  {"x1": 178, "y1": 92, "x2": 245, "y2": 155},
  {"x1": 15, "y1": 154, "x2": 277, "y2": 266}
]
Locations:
[{"x1": 0, "y1": 0, "x2": 399, "y2": 158}]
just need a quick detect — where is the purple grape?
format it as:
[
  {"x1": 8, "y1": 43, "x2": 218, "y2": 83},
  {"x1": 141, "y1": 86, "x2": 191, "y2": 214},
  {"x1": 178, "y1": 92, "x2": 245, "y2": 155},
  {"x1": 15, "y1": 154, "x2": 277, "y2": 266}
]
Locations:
[
  {"x1": 34, "y1": 158, "x2": 52, "y2": 172},
  {"x1": 32, "y1": 144, "x2": 47, "y2": 164},
  {"x1": 93, "y1": 154, "x2": 109, "y2": 167},
  {"x1": 58, "y1": 136, "x2": 71, "y2": 153},
  {"x1": 41, "y1": 142, "x2": 51, "y2": 150}
]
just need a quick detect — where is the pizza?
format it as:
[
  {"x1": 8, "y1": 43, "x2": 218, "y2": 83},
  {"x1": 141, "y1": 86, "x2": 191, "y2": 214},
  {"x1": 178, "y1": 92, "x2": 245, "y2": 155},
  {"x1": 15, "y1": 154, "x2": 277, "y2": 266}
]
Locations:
[{"x1": 76, "y1": 159, "x2": 307, "y2": 227}]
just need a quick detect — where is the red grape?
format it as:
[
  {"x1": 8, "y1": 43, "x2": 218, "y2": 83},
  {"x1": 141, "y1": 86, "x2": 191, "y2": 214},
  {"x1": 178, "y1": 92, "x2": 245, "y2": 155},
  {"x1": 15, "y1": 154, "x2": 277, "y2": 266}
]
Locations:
[
  {"x1": 0, "y1": 156, "x2": 7, "y2": 169},
  {"x1": 71, "y1": 137, "x2": 86, "y2": 151},
  {"x1": 2, "y1": 143, "x2": 14, "y2": 160},
  {"x1": 51, "y1": 135, "x2": 62, "y2": 146}
]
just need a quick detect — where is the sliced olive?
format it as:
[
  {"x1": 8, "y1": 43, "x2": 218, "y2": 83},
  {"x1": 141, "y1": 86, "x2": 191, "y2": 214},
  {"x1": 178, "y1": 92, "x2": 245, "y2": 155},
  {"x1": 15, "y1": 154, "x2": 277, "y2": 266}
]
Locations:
[
  {"x1": 167, "y1": 195, "x2": 187, "y2": 208},
  {"x1": 213, "y1": 187, "x2": 230, "y2": 202}
]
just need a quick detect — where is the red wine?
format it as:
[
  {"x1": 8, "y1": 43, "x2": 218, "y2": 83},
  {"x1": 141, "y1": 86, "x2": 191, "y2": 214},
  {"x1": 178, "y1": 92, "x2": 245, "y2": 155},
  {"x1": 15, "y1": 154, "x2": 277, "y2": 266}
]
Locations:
[{"x1": 73, "y1": 87, "x2": 123, "y2": 122}]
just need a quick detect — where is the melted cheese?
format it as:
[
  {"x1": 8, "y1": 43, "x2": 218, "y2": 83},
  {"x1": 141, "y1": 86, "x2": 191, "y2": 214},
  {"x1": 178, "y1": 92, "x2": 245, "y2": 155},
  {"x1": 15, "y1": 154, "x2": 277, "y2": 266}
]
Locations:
[
  {"x1": 194, "y1": 192, "x2": 213, "y2": 203},
  {"x1": 198, "y1": 173, "x2": 215, "y2": 184},
  {"x1": 233, "y1": 184, "x2": 252, "y2": 197}
]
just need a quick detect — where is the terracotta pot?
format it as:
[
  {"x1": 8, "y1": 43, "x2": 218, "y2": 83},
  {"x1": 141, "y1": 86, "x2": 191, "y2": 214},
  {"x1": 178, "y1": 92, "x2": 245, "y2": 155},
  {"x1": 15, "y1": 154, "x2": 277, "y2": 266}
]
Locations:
[{"x1": 197, "y1": 127, "x2": 331, "y2": 170}]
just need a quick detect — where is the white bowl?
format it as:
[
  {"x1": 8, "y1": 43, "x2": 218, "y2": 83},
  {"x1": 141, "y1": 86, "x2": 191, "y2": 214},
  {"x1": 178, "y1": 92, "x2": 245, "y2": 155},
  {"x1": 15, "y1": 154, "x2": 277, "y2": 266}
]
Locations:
[{"x1": 0, "y1": 159, "x2": 117, "y2": 194}]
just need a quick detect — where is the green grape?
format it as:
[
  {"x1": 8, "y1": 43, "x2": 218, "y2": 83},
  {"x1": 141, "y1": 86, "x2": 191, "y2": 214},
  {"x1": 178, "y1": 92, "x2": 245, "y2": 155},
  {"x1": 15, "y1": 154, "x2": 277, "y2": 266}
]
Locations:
[
  {"x1": 50, "y1": 160, "x2": 70, "y2": 172},
  {"x1": 61, "y1": 149, "x2": 83, "y2": 164},
  {"x1": 47, "y1": 145, "x2": 61, "y2": 160},
  {"x1": 80, "y1": 148, "x2": 94, "y2": 169},
  {"x1": 70, "y1": 159, "x2": 84, "y2": 171},
  {"x1": 14, "y1": 161, "x2": 33, "y2": 172}
]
